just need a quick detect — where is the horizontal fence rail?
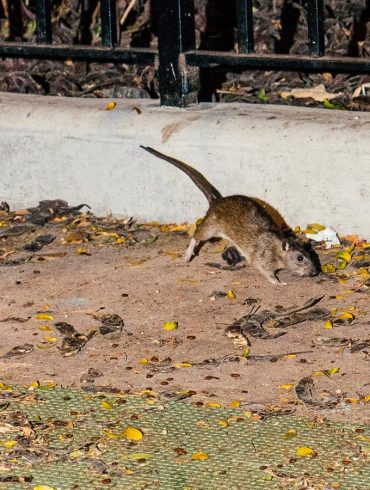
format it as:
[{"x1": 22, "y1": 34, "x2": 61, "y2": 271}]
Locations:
[{"x1": 0, "y1": 0, "x2": 369, "y2": 107}]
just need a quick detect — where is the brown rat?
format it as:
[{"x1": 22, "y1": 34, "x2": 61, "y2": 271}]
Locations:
[{"x1": 140, "y1": 146, "x2": 320, "y2": 285}]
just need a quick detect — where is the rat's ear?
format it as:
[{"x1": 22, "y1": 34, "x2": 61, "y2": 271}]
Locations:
[{"x1": 282, "y1": 240, "x2": 290, "y2": 252}]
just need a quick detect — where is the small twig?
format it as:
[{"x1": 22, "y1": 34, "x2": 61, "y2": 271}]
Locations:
[{"x1": 120, "y1": 0, "x2": 137, "y2": 26}]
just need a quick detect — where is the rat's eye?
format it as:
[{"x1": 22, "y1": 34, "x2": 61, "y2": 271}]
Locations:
[{"x1": 297, "y1": 255, "x2": 304, "y2": 261}]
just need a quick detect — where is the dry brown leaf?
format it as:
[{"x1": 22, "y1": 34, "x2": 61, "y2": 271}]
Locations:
[{"x1": 280, "y1": 84, "x2": 342, "y2": 102}]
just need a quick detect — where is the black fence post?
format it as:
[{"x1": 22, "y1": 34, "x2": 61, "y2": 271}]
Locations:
[
  {"x1": 35, "y1": 0, "x2": 52, "y2": 43},
  {"x1": 157, "y1": 0, "x2": 199, "y2": 107},
  {"x1": 307, "y1": 0, "x2": 325, "y2": 56},
  {"x1": 236, "y1": 0, "x2": 254, "y2": 54},
  {"x1": 100, "y1": 0, "x2": 118, "y2": 47}
]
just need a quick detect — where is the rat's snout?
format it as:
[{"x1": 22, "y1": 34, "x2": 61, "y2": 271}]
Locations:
[
  {"x1": 309, "y1": 270, "x2": 320, "y2": 277},
  {"x1": 309, "y1": 262, "x2": 322, "y2": 277}
]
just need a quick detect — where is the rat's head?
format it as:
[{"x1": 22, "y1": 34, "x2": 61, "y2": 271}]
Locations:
[{"x1": 281, "y1": 239, "x2": 321, "y2": 277}]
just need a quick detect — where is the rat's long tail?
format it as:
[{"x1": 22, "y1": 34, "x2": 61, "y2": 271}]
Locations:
[{"x1": 140, "y1": 146, "x2": 222, "y2": 204}]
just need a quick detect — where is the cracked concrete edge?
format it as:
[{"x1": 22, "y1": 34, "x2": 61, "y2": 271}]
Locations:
[{"x1": 0, "y1": 92, "x2": 369, "y2": 238}]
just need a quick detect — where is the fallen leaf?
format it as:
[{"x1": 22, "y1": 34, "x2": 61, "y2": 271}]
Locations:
[
  {"x1": 280, "y1": 84, "x2": 342, "y2": 102},
  {"x1": 191, "y1": 452, "x2": 209, "y2": 460},
  {"x1": 217, "y1": 420, "x2": 229, "y2": 427},
  {"x1": 283, "y1": 429, "x2": 297, "y2": 440},
  {"x1": 324, "y1": 367, "x2": 340, "y2": 376},
  {"x1": 296, "y1": 446, "x2": 315, "y2": 457},
  {"x1": 33, "y1": 486, "x2": 56, "y2": 490},
  {"x1": 101, "y1": 400, "x2": 114, "y2": 410},
  {"x1": 345, "y1": 397, "x2": 360, "y2": 404},
  {"x1": 35, "y1": 313, "x2": 54, "y2": 321},
  {"x1": 242, "y1": 348, "x2": 250, "y2": 358},
  {"x1": 105, "y1": 101, "x2": 116, "y2": 110},
  {"x1": 2, "y1": 440, "x2": 17, "y2": 449},
  {"x1": 162, "y1": 321, "x2": 178, "y2": 331},
  {"x1": 321, "y1": 263, "x2": 336, "y2": 273},
  {"x1": 76, "y1": 246, "x2": 90, "y2": 256},
  {"x1": 229, "y1": 400, "x2": 241, "y2": 409},
  {"x1": 175, "y1": 362, "x2": 192, "y2": 368},
  {"x1": 43, "y1": 336, "x2": 57, "y2": 343},
  {"x1": 226, "y1": 290, "x2": 236, "y2": 299},
  {"x1": 205, "y1": 402, "x2": 221, "y2": 408},
  {"x1": 279, "y1": 384, "x2": 294, "y2": 390},
  {"x1": 338, "y1": 312, "x2": 354, "y2": 320},
  {"x1": 128, "y1": 452, "x2": 153, "y2": 460},
  {"x1": 324, "y1": 320, "x2": 333, "y2": 329},
  {"x1": 123, "y1": 426, "x2": 143, "y2": 441}
]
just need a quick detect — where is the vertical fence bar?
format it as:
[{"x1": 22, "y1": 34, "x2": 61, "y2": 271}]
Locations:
[
  {"x1": 35, "y1": 0, "x2": 52, "y2": 43},
  {"x1": 100, "y1": 0, "x2": 117, "y2": 47},
  {"x1": 307, "y1": 0, "x2": 325, "y2": 56},
  {"x1": 157, "y1": 0, "x2": 198, "y2": 107},
  {"x1": 236, "y1": 0, "x2": 254, "y2": 53}
]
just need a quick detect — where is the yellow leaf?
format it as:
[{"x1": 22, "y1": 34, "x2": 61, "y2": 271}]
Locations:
[
  {"x1": 101, "y1": 400, "x2": 114, "y2": 410},
  {"x1": 278, "y1": 384, "x2": 294, "y2": 390},
  {"x1": 324, "y1": 367, "x2": 339, "y2": 376},
  {"x1": 296, "y1": 446, "x2": 315, "y2": 457},
  {"x1": 337, "y1": 251, "x2": 352, "y2": 262},
  {"x1": 44, "y1": 336, "x2": 57, "y2": 342},
  {"x1": 139, "y1": 358, "x2": 149, "y2": 365},
  {"x1": 35, "y1": 313, "x2": 54, "y2": 321},
  {"x1": 338, "y1": 312, "x2": 353, "y2": 320},
  {"x1": 2, "y1": 440, "x2": 17, "y2": 449},
  {"x1": 324, "y1": 320, "x2": 333, "y2": 329},
  {"x1": 128, "y1": 453, "x2": 153, "y2": 460},
  {"x1": 283, "y1": 429, "x2": 297, "y2": 440},
  {"x1": 33, "y1": 486, "x2": 56, "y2": 490},
  {"x1": 312, "y1": 371, "x2": 324, "y2": 377},
  {"x1": 284, "y1": 354, "x2": 297, "y2": 359},
  {"x1": 0, "y1": 382, "x2": 12, "y2": 390},
  {"x1": 337, "y1": 260, "x2": 348, "y2": 270},
  {"x1": 115, "y1": 237, "x2": 126, "y2": 244},
  {"x1": 335, "y1": 295, "x2": 344, "y2": 300},
  {"x1": 123, "y1": 426, "x2": 143, "y2": 441},
  {"x1": 205, "y1": 402, "x2": 221, "y2": 408},
  {"x1": 160, "y1": 223, "x2": 189, "y2": 233},
  {"x1": 226, "y1": 290, "x2": 236, "y2": 299},
  {"x1": 242, "y1": 348, "x2": 250, "y2": 358},
  {"x1": 39, "y1": 325, "x2": 53, "y2": 331},
  {"x1": 69, "y1": 449, "x2": 85, "y2": 459},
  {"x1": 105, "y1": 101, "x2": 116, "y2": 110},
  {"x1": 362, "y1": 394, "x2": 370, "y2": 403},
  {"x1": 229, "y1": 400, "x2": 241, "y2": 409},
  {"x1": 217, "y1": 420, "x2": 229, "y2": 428},
  {"x1": 175, "y1": 362, "x2": 192, "y2": 368},
  {"x1": 76, "y1": 247, "x2": 90, "y2": 255},
  {"x1": 321, "y1": 263, "x2": 336, "y2": 273},
  {"x1": 191, "y1": 452, "x2": 209, "y2": 460},
  {"x1": 307, "y1": 223, "x2": 326, "y2": 232},
  {"x1": 162, "y1": 321, "x2": 178, "y2": 331},
  {"x1": 345, "y1": 397, "x2": 359, "y2": 404}
]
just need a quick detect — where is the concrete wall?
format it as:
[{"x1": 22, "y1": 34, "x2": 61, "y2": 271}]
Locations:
[{"x1": 0, "y1": 92, "x2": 369, "y2": 238}]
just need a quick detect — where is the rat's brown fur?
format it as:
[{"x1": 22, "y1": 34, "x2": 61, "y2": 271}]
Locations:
[{"x1": 141, "y1": 146, "x2": 320, "y2": 285}]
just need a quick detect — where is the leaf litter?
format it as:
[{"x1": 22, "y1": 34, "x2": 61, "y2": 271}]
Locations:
[{"x1": 0, "y1": 201, "x2": 369, "y2": 431}]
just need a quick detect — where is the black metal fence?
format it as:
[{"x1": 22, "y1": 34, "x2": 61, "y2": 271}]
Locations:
[{"x1": 1, "y1": 0, "x2": 370, "y2": 107}]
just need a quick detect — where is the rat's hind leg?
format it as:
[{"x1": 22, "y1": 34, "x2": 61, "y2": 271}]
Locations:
[{"x1": 184, "y1": 219, "x2": 217, "y2": 262}]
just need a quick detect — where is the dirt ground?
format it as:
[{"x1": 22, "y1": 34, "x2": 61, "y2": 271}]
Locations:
[{"x1": 0, "y1": 208, "x2": 369, "y2": 425}]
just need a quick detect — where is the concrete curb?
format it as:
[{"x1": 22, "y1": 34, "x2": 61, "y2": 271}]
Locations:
[{"x1": 0, "y1": 93, "x2": 369, "y2": 237}]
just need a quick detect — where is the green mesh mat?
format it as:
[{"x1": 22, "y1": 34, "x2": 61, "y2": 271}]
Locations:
[{"x1": 0, "y1": 386, "x2": 369, "y2": 489}]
